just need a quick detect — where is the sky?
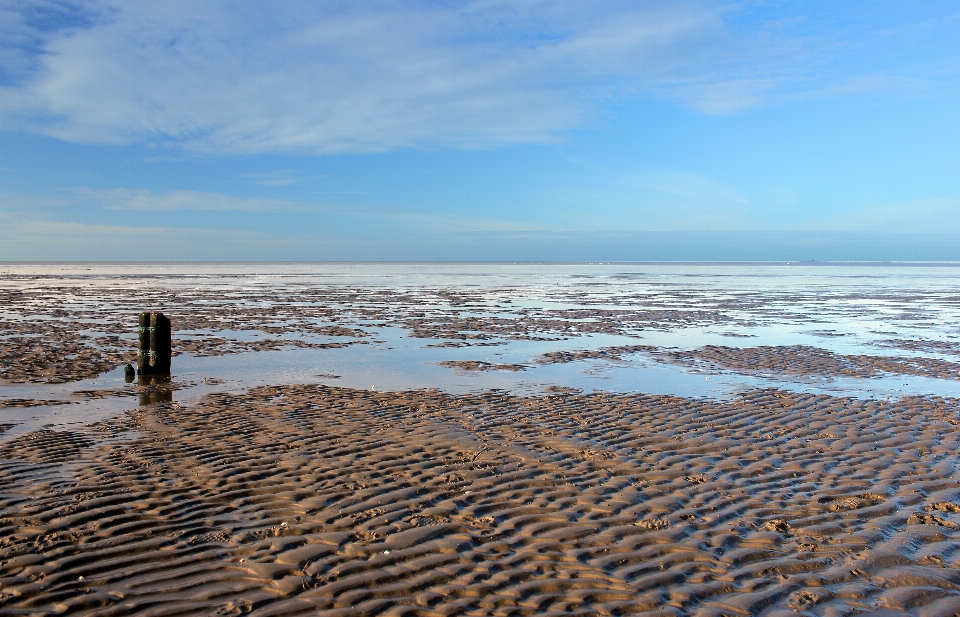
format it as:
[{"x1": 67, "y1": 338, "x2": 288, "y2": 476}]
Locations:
[{"x1": 1, "y1": 0, "x2": 959, "y2": 261}]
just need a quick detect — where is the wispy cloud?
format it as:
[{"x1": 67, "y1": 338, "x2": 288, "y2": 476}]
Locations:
[
  {"x1": 0, "y1": 192, "x2": 74, "y2": 209},
  {"x1": 540, "y1": 160, "x2": 757, "y2": 232},
  {"x1": 0, "y1": 209, "x2": 296, "y2": 260},
  {"x1": 4, "y1": 187, "x2": 546, "y2": 234},
  {"x1": 71, "y1": 188, "x2": 310, "y2": 212},
  {"x1": 9, "y1": 178, "x2": 958, "y2": 239},
  {"x1": 239, "y1": 170, "x2": 320, "y2": 187},
  {"x1": 798, "y1": 198, "x2": 960, "y2": 234},
  {"x1": 0, "y1": 191, "x2": 550, "y2": 260},
  {"x1": 3, "y1": 1, "x2": 948, "y2": 154},
  {"x1": 68, "y1": 187, "x2": 537, "y2": 231}
]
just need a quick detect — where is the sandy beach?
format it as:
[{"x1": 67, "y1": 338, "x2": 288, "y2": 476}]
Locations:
[
  {"x1": 2, "y1": 385, "x2": 960, "y2": 615},
  {"x1": 2, "y1": 263, "x2": 960, "y2": 615}
]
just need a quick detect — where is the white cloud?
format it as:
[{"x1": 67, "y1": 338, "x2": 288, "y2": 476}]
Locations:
[
  {"x1": 4, "y1": 1, "x2": 954, "y2": 156},
  {"x1": 2, "y1": 2, "x2": 956, "y2": 155},
  {"x1": 71, "y1": 188, "x2": 308, "y2": 212},
  {"x1": 0, "y1": 1, "x2": 733, "y2": 154},
  {"x1": 240, "y1": 170, "x2": 313, "y2": 187}
]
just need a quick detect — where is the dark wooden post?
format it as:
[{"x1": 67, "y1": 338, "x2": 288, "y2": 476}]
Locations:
[
  {"x1": 138, "y1": 313, "x2": 150, "y2": 367},
  {"x1": 137, "y1": 312, "x2": 172, "y2": 375},
  {"x1": 151, "y1": 313, "x2": 172, "y2": 373}
]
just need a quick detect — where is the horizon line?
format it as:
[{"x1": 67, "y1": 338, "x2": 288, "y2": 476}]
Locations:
[{"x1": 3, "y1": 260, "x2": 960, "y2": 266}]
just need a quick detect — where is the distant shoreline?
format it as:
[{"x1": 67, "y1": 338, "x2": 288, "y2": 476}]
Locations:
[{"x1": 4, "y1": 260, "x2": 960, "y2": 266}]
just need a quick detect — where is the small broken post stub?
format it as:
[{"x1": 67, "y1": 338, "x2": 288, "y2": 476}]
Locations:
[{"x1": 137, "y1": 312, "x2": 172, "y2": 375}]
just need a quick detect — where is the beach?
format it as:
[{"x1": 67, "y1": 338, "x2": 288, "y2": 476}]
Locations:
[{"x1": 2, "y1": 263, "x2": 960, "y2": 616}]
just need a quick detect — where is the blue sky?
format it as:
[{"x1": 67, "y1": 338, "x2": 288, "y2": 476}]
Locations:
[{"x1": 1, "y1": 1, "x2": 959, "y2": 260}]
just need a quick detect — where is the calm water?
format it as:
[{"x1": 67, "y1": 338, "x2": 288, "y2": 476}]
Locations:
[{"x1": 2, "y1": 262, "x2": 960, "y2": 437}]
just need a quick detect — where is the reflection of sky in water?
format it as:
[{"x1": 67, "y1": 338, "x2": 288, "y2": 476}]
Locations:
[{"x1": 3, "y1": 262, "x2": 960, "y2": 437}]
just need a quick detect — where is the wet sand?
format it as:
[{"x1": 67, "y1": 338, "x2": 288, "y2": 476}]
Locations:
[
  {"x1": 1, "y1": 385, "x2": 960, "y2": 615},
  {"x1": 5, "y1": 263, "x2": 960, "y2": 389},
  {"x1": 436, "y1": 361, "x2": 528, "y2": 372},
  {"x1": 4, "y1": 263, "x2": 960, "y2": 615},
  {"x1": 657, "y1": 346, "x2": 960, "y2": 381},
  {"x1": 535, "y1": 345, "x2": 960, "y2": 382}
]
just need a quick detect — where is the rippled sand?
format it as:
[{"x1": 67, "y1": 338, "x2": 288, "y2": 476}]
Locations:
[{"x1": 2, "y1": 385, "x2": 960, "y2": 615}]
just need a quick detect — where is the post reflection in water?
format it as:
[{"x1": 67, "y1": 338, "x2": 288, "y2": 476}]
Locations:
[{"x1": 137, "y1": 373, "x2": 173, "y2": 406}]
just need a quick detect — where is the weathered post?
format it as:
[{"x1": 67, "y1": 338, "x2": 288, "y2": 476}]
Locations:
[{"x1": 137, "y1": 312, "x2": 172, "y2": 375}]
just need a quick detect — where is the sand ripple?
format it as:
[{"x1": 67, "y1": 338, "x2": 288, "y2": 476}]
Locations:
[
  {"x1": 537, "y1": 344, "x2": 960, "y2": 382},
  {"x1": 661, "y1": 345, "x2": 960, "y2": 381},
  {"x1": 1, "y1": 386, "x2": 959, "y2": 615}
]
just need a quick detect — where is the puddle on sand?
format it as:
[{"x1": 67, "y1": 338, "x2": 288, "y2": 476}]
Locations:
[{"x1": 3, "y1": 262, "x2": 960, "y2": 438}]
